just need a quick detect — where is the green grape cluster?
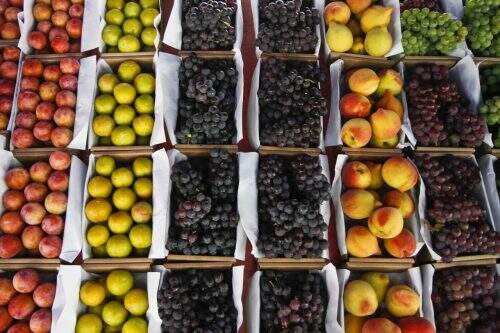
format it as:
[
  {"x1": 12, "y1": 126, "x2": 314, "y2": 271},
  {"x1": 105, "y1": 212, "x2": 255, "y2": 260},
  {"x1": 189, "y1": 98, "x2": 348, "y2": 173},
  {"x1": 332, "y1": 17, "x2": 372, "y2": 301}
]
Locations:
[
  {"x1": 494, "y1": 127, "x2": 500, "y2": 147},
  {"x1": 401, "y1": 8, "x2": 468, "y2": 55},
  {"x1": 479, "y1": 96, "x2": 500, "y2": 125},
  {"x1": 463, "y1": 0, "x2": 500, "y2": 57},
  {"x1": 480, "y1": 65, "x2": 500, "y2": 99}
]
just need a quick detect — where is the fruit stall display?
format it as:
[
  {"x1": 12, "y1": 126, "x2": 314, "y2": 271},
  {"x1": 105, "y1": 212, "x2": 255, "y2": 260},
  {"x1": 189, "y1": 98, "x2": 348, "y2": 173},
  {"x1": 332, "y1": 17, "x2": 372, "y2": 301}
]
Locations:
[
  {"x1": 324, "y1": 0, "x2": 401, "y2": 57},
  {"x1": 0, "y1": 46, "x2": 20, "y2": 131},
  {"x1": 0, "y1": 150, "x2": 84, "y2": 262},
  {"x1": 400, "y1": 0, "x2": 468, "y2": 57},
  {"x1": 254, "y1": 0, "x2": 321, "y2": 54},
  {"x1": 90, "y1": 57, "x2": 159, "y2": 147},
  {"x1": 0, "y1": 0, "x2": 22, "y2": 41},
  {"x1": 479, "y1": 64, "x2": 500, "y2": 147},
  {"x1": 22, "y1": 0, "x2": 88, "y2": 54},
  {"x1": 334, "y1": 154, "x2": 421, "y2": 261},
  {"x1": 246, "y1": 264, "x2": 338, "y2": 332},
  {"x1": 240, "y1": 153, "x2": 331, "y2": 260},
  {"x1": 415, "y1": 154, "x2": 500, "y2": 261},
  {"x1": 152, "y1": 264, "x2": 244, "y2": 332},
  {"x1": 82, "y1": 151, "x2": 167, "y2": 260},
  {"x1": 163, "y1": 0, "x2": 241, "y2": 51},
  {"x1": 463, "y1": 0, "x2": 500, "y2": 58},
  {"x1": 100, "y1": 0, "x2": 160, "y2": 54},
  {"x1": 249, "y1": 57, "x2": 326, "y2": 150},
  {"x1": 9, "y1": 56, "x2": 93, "y2": 150},
  {"x1": 327, "y1": 62, "x2": 408, "y2": 149},
  {"x1": 166, "y1": 148, "x2": 246, "y2": 260},
  {"x1": 338, "y1": 267, "x2": 435, "y2": 332},
  {"x1": 0, "y1": 268, "x2": 59, "y2": 332},
  {"x1": 422, "y1": 263, "x2": 499, "y2": 332},
  {"x1": 404, "y1": 57, "x2": 488, "y2": 149}
]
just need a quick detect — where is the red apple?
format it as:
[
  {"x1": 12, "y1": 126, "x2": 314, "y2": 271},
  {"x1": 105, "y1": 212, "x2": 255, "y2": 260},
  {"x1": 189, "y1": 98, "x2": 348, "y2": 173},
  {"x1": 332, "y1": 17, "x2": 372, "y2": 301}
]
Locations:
[
  {"x1": 33, "y1": 282, "x2": 56, "y2": 308},
  {"x1": 7, "y1": 323, "x2": 31, "y2": 333},
  {"x1": 37, "y1": 20, "x2": 53, "y2": 34},
  {"x1": 50, "y1": 127, "x2": 72, "y2": 147},
  {"x1": 30, "y1": 162, "x2": 52, "y2": 183},
  {"x1": 22, "y1": 59, "x2": 43, "y2": 77},
  {"x1": 4, "y1": 6, "x2": 19, "y2": 21},
  {"x1": 41, "y1": 214, "x2": 63, "y2": 235},
  {"x1": 55, "y1": 89, "x2": 75, "y2": 107},
  {"x1": 0, "y1": 61, "x2": 17, "y2": 80},
  {"x1": 33, "y1": 3, "x2": 52, "y2": 21},
  {"x1": 38, "y1": 235, "x2": 61, "y2": 258},
  {"x1": 12, "y1": 269, "x2": 40, "y2": 293},
  {"x1": 51, "y1": 10, "x2": 69, "y2": 28},
  {"x1": 20, "y1": 202, "x2": 46, "y2": 225},
  {"x1": 48, "y1": 26, "x2": 68, "y2": 41},
  {"x1": 53, "y1": 106, "x2": 75, "y2": 127},
  {"x1": 28, "y1": 31, "x2": 48, "y2": 51},
  {"x1": 15, "y1": 111, "x2": 37, "y2": 129},
  {"x1": 68, "y1": 3, "x2": 83, "y2": 18},
  {"x1": 33, "y1": 121, "x2": 54, "y2": 142},
  {"x1": 20, "y1": 77, "x2": 40, "y2": 91},
  {"x1": 49, "y1": 150, "x2": 70, "y2": 170},
  {"x1": 50, "y1": 36, "x2": 70, "y2": 53},
  {"x1": 38, "y1": 81, "x2": 59, "y2": 102},
  {"x1": 59, "y1": 57, "x2": 79, "y2": 74},
  {"x1": 21, "y1": 225, "x2": 44, "y2": 250},
  {"x1": 2, "y1": 46, "x2": 20, "y2": 61},
  {"x1": 17, "y1": 90, "x2": 40, "y2": 112},
  {"x1": 44, "y1": 191, "x2": 66, "y2": 214},
  {"x1": 65, "y1": 17, "x2": 81, "y2": 38},
  {"x1": 0, "y1": 235, "x2": 22, "y2": 258},
  {"x1": 4, "y1": 167, "x2": 30, "y2": 190},
  {"x1": 24, "y1": 182, "x2": 48, "y2": 202},
  {"x1": 0, "y1": 306, "x2": 12, "y2": 332},
  {"x1": 0, "y1": 79, "x2": 15, "y2": 96},
  {"x1": 35, "y1": 101, "x2": 56, "y2": 120},
  {"x1": 0, "y1": 278, "x2": 15, "y2": 305},
  {"x1": 47, "y1": 170, "x2": 68, "y2": 191},
  {"x1": 0, "y1": 22, "x2": 20, "y2": 39},
  {"x1": 0, "y1": 211, "x2": 24, "y2": 235},
  {"x1": 51, "y1": 0, "x2": 71, "y2": 11},
  {"x1": 0, "y1": 97, "x2": 12, "y2": 114},
  {"x1": 30, "y1": 308, "x2": 51, "y2": 333},
  {"x1": 2, "y1": 190, "x2": 25, "y2": 211},
  {"x1": 11, "y1": 128, "x2": 35, "y2": 148},
  {"x1": 42, "y1": 64, "x2": 61, "y2": 82},
  {"x1": 7, "y1": 293, "x2": 36, "y2": 320},
  {"x1": 58, "y1": 73, "x2": 77, "y2": 91}
]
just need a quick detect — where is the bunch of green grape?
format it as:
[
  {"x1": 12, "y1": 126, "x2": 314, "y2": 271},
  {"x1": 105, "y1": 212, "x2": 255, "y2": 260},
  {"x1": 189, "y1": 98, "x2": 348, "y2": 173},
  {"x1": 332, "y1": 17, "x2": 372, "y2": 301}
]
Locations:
[
  {"x1": 463, "y1": 0, "x2": 500, "y2": 57},
  {"x1": 479, "y1": 96, "x2": 500, "y2": 125},
  {"x1": 480, "y1": 65, "x2": 500, "y2": 99},
  {"x1": 401, "y1": 8, "x2": 468, "y2": 55}
]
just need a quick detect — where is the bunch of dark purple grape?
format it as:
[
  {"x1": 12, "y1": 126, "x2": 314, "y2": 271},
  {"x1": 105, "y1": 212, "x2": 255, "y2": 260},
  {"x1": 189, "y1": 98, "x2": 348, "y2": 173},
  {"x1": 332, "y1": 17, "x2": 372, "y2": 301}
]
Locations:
[
  {"x1": 258, "y1": 58, "x2": 326, "y2": 148},
  {"x1": 400, "y1": 0, "x2": 441, "y2": 11},
  {"x1": 407, "y1": 64, "x2": 487, "y2": 147},
  {"x1": 257, "y1": 0, "x2": 320, "y2": 53},
  {"x1": 168, "y1": 149, "x2": 239, "y2": 256},
  {"x1": 257, "y1": 155, "x2": 330, "y2": 258},
  {"x1": 260, "y1": 270, "x2": 327, "y2": 332},
  {"x1": 158, "y1": 269, "x2": 237, "y2": 332},
  {"x1": 182, "y1": 0, "x2": 237, "y2": 50},
  {"x1": 176, "y1": 55, "x2": 237, "y2": 144},
  {"x1": 432, "y1": 265, "x2": 499, "y2": 333},
  {"x1": 415, "y1": 155, "x2": 500, "y2": 261}
]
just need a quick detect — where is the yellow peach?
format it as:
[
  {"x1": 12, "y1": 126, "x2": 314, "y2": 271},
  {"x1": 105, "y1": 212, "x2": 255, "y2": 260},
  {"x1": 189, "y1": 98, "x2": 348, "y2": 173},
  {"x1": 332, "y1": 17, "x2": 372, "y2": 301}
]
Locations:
[
  {"x1": 361, "y1": 272, "x2": 390, "y2": 302},
  {"x1": 341, "y1": 118, "x2": 372, "y2": 148},
  {"x1": 344, "y1": 280, "x2": 379, "y2": 316},
  {"x1": 346, "y1": 313, "x2": 367, "y2": 333},
  {"x1": 368, "y1": 207, "x2": 404, "y2": 239},
  {"x1": 348, "y1": 68, "x2": 380, "y2": 96},
  {"x1": 385, "y1": 285, "x2": 420, "y2": 317},
  {"x1": 342, "y1": 161, "x2": 372, "y2": 189},
  {"x1": 382, "y1": 157, "x2": 418, "y2": 192},
  {"x1": 376, "y1": 69, "x2": 403, "y2": 96},
  {"x1": 346, "y1": 225, "x2": 382, "y2": 257},
  {"x1": 384, "y1": 229, "x2": 417, "y2": 258},
  {"x1": 341, "y1": 189, "x2": 382, "y2": 219},
  {"x1": 383, "y1": 190, "x2": 415, "y2": 218},
  {"x1": 370, "y1": 108, "x2": 401, "y2": 140},
  {"x1": 377, "y1": 91, "x2": 403, "y2": 119},
  {"x1": 365, "y1": 162, "x2": 383, "y2": 190},
  {"x1": 346, "y1": 0, "x2": 373, "y2": 15},
  {"x1": 324, "y1": 1, "x2": 351, "y2": 25},
  {"x1": 362, "y1": 318, "x2": 402, "y2": 333}
]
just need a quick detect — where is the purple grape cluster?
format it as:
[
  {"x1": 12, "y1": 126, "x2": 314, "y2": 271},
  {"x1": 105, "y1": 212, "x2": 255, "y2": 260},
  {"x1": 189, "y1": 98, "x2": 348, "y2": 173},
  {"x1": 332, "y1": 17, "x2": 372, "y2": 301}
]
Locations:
[
  {"x1": 416, "y1": 155, "x2": 500, "y2": 261},
  {"x1": 407, "y1": 65, "x2": 487, "y2": 147},
  {"x1": 260, "y1": 270, "x2": 327, "y2": 332},
  {"x1": 400, "y1": 0, "x2": 441, "y2": 11},
  {"x1": 432, "y1": 266, "x2": 499, "y2": 332}
]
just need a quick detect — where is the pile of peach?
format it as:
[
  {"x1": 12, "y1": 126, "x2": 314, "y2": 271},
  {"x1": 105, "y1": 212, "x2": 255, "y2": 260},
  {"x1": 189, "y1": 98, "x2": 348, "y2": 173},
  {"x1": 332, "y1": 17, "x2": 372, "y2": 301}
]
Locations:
[
  {"x1": 340, "y1": 68, "x2": 404, "y2": 149},
  {"x1": 28, "y1": 0, "x2": 84, "y2": 54},
  {"x1": 0, "y1": 150, "x2": 71, "y2": 259},
  {"x1": 0, "y1": 46, "x2": 20, "y2": 130},
  {"x1": 0, "y1": 269, "x2": 55, "y2": 332},
  {"x1": 12, "y1": 57, "x2": 79, "y2": 149},
  {"x1": 343, "y1": 272, "x2": 434, "y2": 332},
  {"x1": 0, "y1": 0, "x2": 22, "y2": 40},
  {"x1": 341, "y1": 157, "x2": 418, "y2": 258}
]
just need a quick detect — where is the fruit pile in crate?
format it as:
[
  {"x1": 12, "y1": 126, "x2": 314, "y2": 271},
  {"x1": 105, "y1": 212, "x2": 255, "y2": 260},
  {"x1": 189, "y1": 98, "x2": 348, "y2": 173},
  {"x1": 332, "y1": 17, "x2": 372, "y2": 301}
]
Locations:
[
  {"x1": 0, "y1": 0, "x2": 22, "y2": 41},
  {"x1": 0, "y1": 46, "x2": 20, "y2": 131},
  {"x1": 480, "y1": 64, "x2": 500, "y2": 147}
]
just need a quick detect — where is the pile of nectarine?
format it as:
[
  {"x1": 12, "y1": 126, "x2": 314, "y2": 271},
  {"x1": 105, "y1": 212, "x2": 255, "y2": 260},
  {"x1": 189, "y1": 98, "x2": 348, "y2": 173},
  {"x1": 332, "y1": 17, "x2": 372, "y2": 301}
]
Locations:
[
  {"x1": 0, "y1": 269, "x2": 56, "y2": 333},
  {"x1": 340, "y1": 67, "x2": 404, "y2": 149},
  {"x1": 341, "y1": 156, "x2": 419, "y2": 258},
  {"x1": 343, "y1": 272, "x2": 435, "y2": 333},
  {"x1": 0, "y1": 0, "x2": 22, "y2": 40},
  {"x1": 0, "y1": 150, "x2": 71, "y2": 259},
  {"x1": 0, "y1": 46, "x2": 20, "y2": 130},
  {"x1": 28, "y1": 0, "x2": 84, "y2": 54},
  {"x1": 12, "y1": 57, "x2": 79, "y2": 149}
]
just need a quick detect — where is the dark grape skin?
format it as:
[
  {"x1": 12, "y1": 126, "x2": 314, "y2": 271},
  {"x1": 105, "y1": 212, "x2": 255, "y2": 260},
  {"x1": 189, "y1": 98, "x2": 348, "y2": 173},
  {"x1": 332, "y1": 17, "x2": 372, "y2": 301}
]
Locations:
[{"x1": 400, "y1": 0, "x2": 441, "y2": 11}]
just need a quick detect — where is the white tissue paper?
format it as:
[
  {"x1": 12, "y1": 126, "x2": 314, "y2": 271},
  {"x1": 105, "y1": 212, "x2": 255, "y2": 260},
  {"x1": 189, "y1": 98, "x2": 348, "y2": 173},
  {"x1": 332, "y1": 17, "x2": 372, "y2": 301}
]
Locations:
[
  {"x1": 239, "y1": 152, "x2": 331, "y2": 259},
  {"x1": 479, "y1": 155, "x2": 500, "y2": 231}
]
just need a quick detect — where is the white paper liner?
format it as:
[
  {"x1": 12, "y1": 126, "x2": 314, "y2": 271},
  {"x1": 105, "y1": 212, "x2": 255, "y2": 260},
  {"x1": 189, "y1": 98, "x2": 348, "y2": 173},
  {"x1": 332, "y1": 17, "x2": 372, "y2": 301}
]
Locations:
[
  {"x1": 163, "y1": 149, "x2": 247, "y2": 260},
  {"x1": 479, "y1": 155, "x2": 500, "y2": 231},
  {"x1": 325, "y1": 59, "x2": 413, "y2": 148},
  {"x1": 331, "y1": 154, "x2": 425, "y2": 257},
  {"x1": 18, "y1": 0, "x2": 98, "y2": 54},
  {"x1": 86, "y1": 0, "x2": 162, "y2": 53},
  {"x1": 149, "y1": 265, "x2": 245, "y2": 332},
  {"x1": 81, "y1": 149, "x2": 169, "y2": 260},
  {"x1": 248, "y1": 58, "x2": 326, "y2": 151},
  {"x1": 0, "y1": 151, "x2": 85, "y2": 262},
  {"x1": 252, "y1": 0, "x2": 323, "y2": 57},
  {"x1": 322, "y1": 0, "x2": 403, "y2": 59},
  {"x1": 4, "y1": 50, "x2": 24, "y2": 135},
  {"x1": 246, "y1": 263, "x2": 340, "y2": 333},
  {"x1": 86, "y1": 55, "x2": 166, "y2": 148},
  {"x1": 239, "y1": 152, "x2": 331, "y2": 259},
  {"x1": 418, "y1": 155, "x2": 496, "y2": 260},
  {"x1": 56, "y1": 266, "x2": 153, "y2": 332},
  {"x1": 7, "y1": 55, "x2": 95, "y2": 150},
  {"x1": 163, "y1": 0, "x2": 243, "y2": 52},
  {"x1": 337, "y1": 267, "x2": 423, "y2": 329},
  {"x1": 159, "y1": 51, "x2": 244, "y2": 146}
]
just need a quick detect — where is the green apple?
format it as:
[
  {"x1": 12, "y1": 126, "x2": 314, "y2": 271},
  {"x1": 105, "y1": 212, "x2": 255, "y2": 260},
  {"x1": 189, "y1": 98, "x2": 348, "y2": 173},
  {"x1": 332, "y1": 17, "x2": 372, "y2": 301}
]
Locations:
[
  {"x1": 140, "y1": 27, "x2": 156, "y2": 46},
  {"x1": 102, "y1": 25, "x2": 122, "y2": 46},
  {"x1": 122, "y1": 317, "x2": 147, "y2": 333},
  {"x1": 124, "y1": 1, "x2": 141, "y2": 18},
  {"x1": 107, "y1": 0, "x2": 124, "y2": 10},
  {"x1": 132, "y1": 114, "x2": 154, "y2": 136},
  {"x1": 113, "y1": 83, "x2": 136, "y2": 104},
  {"x1": 114, "y1": 105, "x2": 136, "y2": 125},
  {"x1": 96, "y1": 155, "x2": 116, "y2": 176},
  {"x1": 132, "y1": 158, "x2": 152, "y2": 177},
  {"x1": 122, "y1": 18, "x2": 143, "y2": 37},
  {"x1": 129, "y1": 224, "x2": 152, "y2": 249},
  {"x1": 118, "y1": 35, "x2": 141, "y2": 53},
  {"x1": 76, "y1": 314, "x2": 103, "y2": 333},
  {"x1": 102, "y1": 301, "x2": 128, "y2": 326},
  {"x1": 111, "y1": 167, "x2": 134, "y2": 187},
  {"x1": 93, "y1": 115, "x2": 115, "y2": 137},
  {"x1": 94, "y1": 94, "x2": 117, "y2": 114},
  {"x1": 118, "y1": 60, "x2": 141, "y2": 82},
  {"x1": 140, "y1": 0, "x2": 158, "y2": 8},
  {"x1": 140, "y1": 8, "x2": 158, "y2": 27},
  {"x1": 98, "y1": 73, "x2": 120, "y2": 94},
  {"x1": 134, "y1": 94, "x2": 154, "y2": 114},
  {"x1": 111, "y1": 126, "x2": 136, "y2": 146},
  {"x1": 105, "y1": 9, "x2": 125, "y2": 25},
  {"x1": 134, "y1": 73, "x2": 155, "y2": 94}
]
